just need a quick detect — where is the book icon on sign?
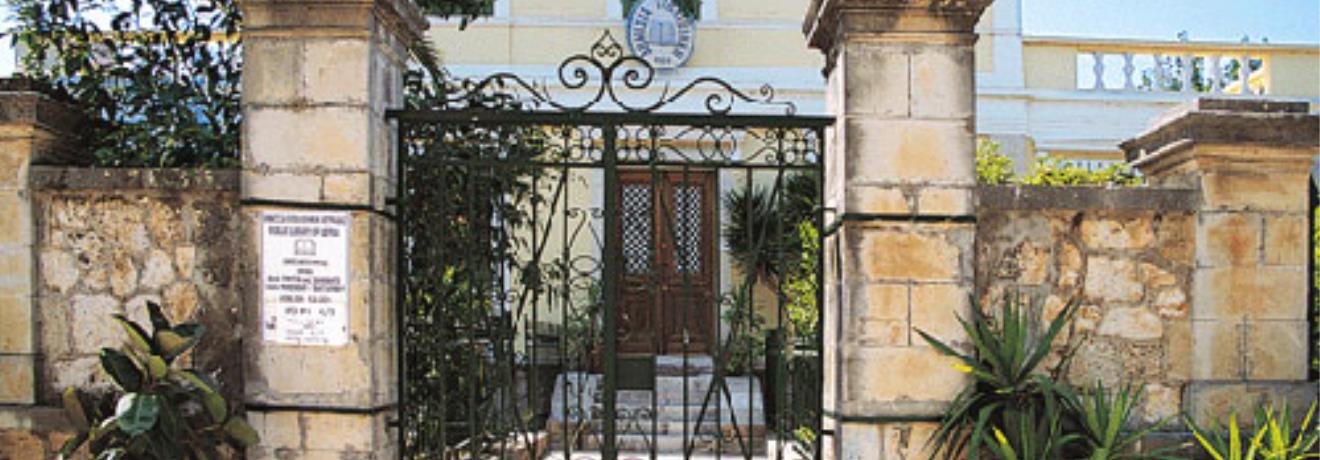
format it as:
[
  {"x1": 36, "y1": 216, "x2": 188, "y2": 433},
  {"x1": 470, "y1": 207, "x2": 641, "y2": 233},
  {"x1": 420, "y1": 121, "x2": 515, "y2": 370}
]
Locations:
[{"x1": 294, "y1": 239, "x2": 316, "y2": 256}]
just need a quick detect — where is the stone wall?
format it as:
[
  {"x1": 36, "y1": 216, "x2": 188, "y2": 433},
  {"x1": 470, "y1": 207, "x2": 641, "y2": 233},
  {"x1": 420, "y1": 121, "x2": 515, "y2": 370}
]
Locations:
[
  {"x1": 32, "y1": 167, "x2": 243, "y2": 402},
  {"x1": 0, "y1": 167, "x2": 241, "y2": 459},
  {"x1": 976, "y1": 186, "x2": 1199, "y2": 424}
]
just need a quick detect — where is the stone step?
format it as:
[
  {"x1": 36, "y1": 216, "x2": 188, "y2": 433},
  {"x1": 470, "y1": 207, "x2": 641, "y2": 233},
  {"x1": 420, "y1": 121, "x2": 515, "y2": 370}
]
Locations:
[
  {"x1": 576, "y1": 433, "x2": 767, "y2": 455},
  {"x1": 548, "y1": 419, "x2": 767, "y2": 437},
  {"x1": 655, "y1": 355, "x2": 715, "y2": 375}
]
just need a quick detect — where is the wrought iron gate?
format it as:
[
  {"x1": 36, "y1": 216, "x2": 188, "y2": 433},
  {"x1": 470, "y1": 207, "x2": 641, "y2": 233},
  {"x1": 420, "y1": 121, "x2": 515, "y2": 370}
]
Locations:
[{"x1": 391, "y1": 32, "x2": 830, "y2": 460}]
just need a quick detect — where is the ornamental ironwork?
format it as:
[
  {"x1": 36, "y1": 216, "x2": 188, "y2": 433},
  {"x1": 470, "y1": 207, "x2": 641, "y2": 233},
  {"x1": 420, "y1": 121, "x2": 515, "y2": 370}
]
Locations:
[{"x1": 434, "y1": 31, "x2": 798, "y2": 115}]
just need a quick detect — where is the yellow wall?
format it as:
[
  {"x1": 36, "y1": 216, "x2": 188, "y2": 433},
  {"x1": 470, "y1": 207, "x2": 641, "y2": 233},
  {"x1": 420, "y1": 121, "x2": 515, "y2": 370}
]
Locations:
[
  {"x1": 718, "y1": 0, "x2": 809, "y2": 22},
  {"x1": 1022, "y1": 45, "x2": 1077, "y2": 90},
  {"x1": 512, "y1": 0, "x2": 609, "y2": 18}
]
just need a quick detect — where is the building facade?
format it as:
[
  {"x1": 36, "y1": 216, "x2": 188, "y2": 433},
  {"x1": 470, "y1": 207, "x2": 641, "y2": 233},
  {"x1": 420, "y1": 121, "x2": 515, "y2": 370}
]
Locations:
[{"x1": 426, "y1": 0, "x2": 1320, "y2": 171}]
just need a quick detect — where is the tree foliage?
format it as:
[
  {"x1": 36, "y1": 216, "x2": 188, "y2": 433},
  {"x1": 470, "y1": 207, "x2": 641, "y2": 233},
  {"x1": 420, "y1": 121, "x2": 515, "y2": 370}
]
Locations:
[
  {"x1": 7, "y1": 0, "x2": 496, "y2": 168},
  {"x1": 9, "y1": 0, "x2": 243, "y2": 167}
]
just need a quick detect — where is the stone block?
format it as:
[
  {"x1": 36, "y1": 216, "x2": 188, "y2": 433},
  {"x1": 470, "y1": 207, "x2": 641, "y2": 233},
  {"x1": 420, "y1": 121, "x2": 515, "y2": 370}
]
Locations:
[
  {"x1": 1083, "y1": 257, "x2": 1142, "y2": 303},
  {"x1": 1184, "y1": 381, "x2": 1320, "y2": 428},
  {"x1": 836, "y1": 422, "x2": 881, "y2": 460},
  {"x1": 0, "y1": 295, "x2": 32, "y2": 354},
  {"x1": 302, "y1": 39, "x2": 370, "y2": 106},
  {"x1": 70, "y1": 294, "x2": 123, "y2": 353},
  {"x1": 0, "y1": 429, "x2": 46, "y2": 459},
  {"x1": 1263, "y1": 214, "x2": 1307, "y2": 266},
  {"x1": 242, "y1": 39, "x2": 304, "y2": 106},
  {"x1": 844, "y1": 118, "x2": 975, "y2": 185},
  {"x1": 244, "y1": 107, "x2": 371, "y2": 171},
  {"x1": 1164, "y1": 320, "x2": 1192, "y2": 381},
  {"x1": 842, "y1": 347, "x2": 967, "y2": 413},
  {"x1": 1152, "y1": 287, "x2": 1188, "y2": 319},
  {"x1": 0, "y1": 194, "x2": 30, "y2": 245},
  {"x1": 1197, "y1": 213, "x2": 1261, "y2": 267},
  {"x1": 840, "y1": 44, "x2": 909, "y2": 118},
  {"x1": 910, "y1": 46, "x2": 974, "y2": 120},
  {"x1": 245, "y1": 344, "x2": 376, "y2": 407},
  {"x1": 1193, "y1": 267, "x2": 1307, "y2": 320},
  {"x1": 881, "y1": 422, "x2": 934, "y2": 457},
  {"x1": 1201, "y1": 172, "x2": 1311, "y2": 213},
  {"x1": 302, "y1": 412, "x2": 380, "y2": 452},
  {"x1": 843, "y1": 186, "x2": 912, "y2": 215},
  {"x1": 1097, "y1": 307, "x2": 1163, "y2": 341},
  {"x1": 910, "y1": 283, "x2": 969, "y2": 347},
  {"x1": 1141, "y1": 383, "x2": 1181, "y2": 425},
  {"x1": 242, "y1": 171, "x2": 323, "y2": 202},
  {"x1": 250, "y1": 410, "x2": 302, "y2": 450},
  {"x1": 1244, "y1": 320, "x2": 1308, "y2": 381},
  {"x1": 1081, "y1": 215, "x2": 1154, "y2": 250},
  {"x1": 1191, "y1": 320, "x2": 1243, "y2": 380},
  {"x1": 917, "y1": 187, "x2": 973, "y2": 215},
  {"x1": 854, "y1": 225, "x2": 968, "y2": 282},
  {"x1": 321, "y1": 172, "x2": 373, "y2": 205},
  {"x1": 39, "y1": 249, "x2": 76, "y2": 293},
  {"x1": 0, "y1": 355, "x2": 35, "y2": 404},
  {"x1": 139, "y1": 249, "x2": 176, "y2": 290},
  {"x1": 851, "y1": 284, "x2": 908, "y2": 346}
]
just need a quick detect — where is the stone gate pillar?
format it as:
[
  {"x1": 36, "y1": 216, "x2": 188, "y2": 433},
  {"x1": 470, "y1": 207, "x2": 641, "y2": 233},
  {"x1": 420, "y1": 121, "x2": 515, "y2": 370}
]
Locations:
[
  {"x1": 1123, "y1": 99, "x2": 1320, "y2": 422},
  {"x1": 803, "y1": 1, "x2": 990, "y2": 458},
  {"x1": 238, "y1": 0, "x2": 425, "y2": 458}
]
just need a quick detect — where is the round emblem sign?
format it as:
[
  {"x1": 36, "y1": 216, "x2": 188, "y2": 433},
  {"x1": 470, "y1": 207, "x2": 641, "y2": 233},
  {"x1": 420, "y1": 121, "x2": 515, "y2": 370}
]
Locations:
[{"x1": 626, "y1": 0, "x2": 696, "y2": 69}]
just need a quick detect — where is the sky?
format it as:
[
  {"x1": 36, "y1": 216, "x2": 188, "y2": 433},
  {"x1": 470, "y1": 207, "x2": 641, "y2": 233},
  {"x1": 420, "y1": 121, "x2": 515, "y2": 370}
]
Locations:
[
  {"x1": 1023, "y1": 0, "x2": 1320, "y2": 45},
  {"x1": 1, "y1": 0, "x2": 1317, "y2": 75}
]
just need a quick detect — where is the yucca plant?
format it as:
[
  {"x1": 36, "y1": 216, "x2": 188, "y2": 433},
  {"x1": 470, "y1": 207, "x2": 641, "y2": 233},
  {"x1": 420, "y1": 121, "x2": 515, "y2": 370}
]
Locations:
[
  {"x1": 1056, "y1": 382, "x2": 1180, "y2": 460},
  {"x1": 981, "y1": 390, "x2": 1080, "y2": 460},
  {"x1": 916, "y1": 294, "x2": 1079, "y2": 460},
  {"x1": 1187, "y1": 402, "x2": 1320, "y2": 460},
  {"x1": 59, "y1": 302, "x2": 258, "y2": 459}
]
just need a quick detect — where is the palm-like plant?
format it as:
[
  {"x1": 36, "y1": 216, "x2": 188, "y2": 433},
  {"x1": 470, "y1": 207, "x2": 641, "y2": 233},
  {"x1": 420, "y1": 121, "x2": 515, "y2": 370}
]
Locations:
[
  {"x1": 916, "y1": 295, "x2": 1079, "y2": 460},
  {"x1": 1057, "y1": 382, "x2": 1179, "y2": 460},
  {"x1": 723, "y1": 173, "x2": 817, "y2": 286},
  {"x1": 982, "y1": 390, "x2": 1080, "y2": 460},
  {"x1": 1187, "y1": 402, "x2": 1320, "y2": 460}
]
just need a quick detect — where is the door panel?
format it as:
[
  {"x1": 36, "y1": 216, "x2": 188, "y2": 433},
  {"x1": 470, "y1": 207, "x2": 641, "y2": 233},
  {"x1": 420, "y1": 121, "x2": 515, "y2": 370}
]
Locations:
[{"x1": 616, "y1": 171, "x2": 716, "y2": 355}]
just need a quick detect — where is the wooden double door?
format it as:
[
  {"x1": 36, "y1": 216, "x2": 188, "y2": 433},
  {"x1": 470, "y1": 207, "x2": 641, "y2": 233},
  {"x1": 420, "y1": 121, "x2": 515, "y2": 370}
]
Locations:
[{"x1": 615, "y1": 170, "x2": 717, "y2": 355}]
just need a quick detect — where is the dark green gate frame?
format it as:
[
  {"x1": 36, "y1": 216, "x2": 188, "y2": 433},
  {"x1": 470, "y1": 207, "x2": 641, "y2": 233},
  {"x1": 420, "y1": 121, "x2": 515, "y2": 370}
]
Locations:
[{"x1": 389, "y1": 32, "x2": 832, "y2": 460}]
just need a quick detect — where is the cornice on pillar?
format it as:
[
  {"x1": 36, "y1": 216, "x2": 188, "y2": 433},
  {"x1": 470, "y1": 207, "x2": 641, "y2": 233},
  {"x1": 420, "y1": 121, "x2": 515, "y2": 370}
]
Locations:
[
  {"x1": 802, "y1": 0, "x2": 994, "y2": 54},
  {"x1": 239, "y1": 0, "x2": 428, "y2": 44},
  {"x1": 1122, "y1": 98, "x2": 1319, "y2": 178}
]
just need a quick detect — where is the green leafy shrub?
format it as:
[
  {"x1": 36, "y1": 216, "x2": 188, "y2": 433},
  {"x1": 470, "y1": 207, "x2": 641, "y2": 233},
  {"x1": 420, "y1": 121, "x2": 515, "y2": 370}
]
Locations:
[
  {"x1": 59, "y1": 302, "x2": 257, "y2": 459},
  {"x1": 1018, "y1": 157, "x2": 1141, "y2": 187},
  {"x1": 784, "y1": 221, "x2": 820, "y2": 342},
  {"x1": 976, "y1": 139, "x2": 1015, "y2": 186},
  {"x1": 982, "y1": 390, "x2": 1079, "y2": 460},
  {"x1": 1186, "y1": 402, "x2": 1320, "y2": 460},
  {"x1": 1058, "y1": 382, "x2": 1178, "y2": 460},
  {"x1": 975, "y1": 138, "x2": 1142, "y2": 187},
  {"x1": 10, "y1": 0, "x2": 243, "y2": 167},
  {"x1": 916, "y1": 295, "x2": 1079, "y2": 459},
  {"x1": 720, "y1": 286, "x2": 766, "y2": 375},
  {"x1": 918, "y1": 295, "x2": 1177, "y2": 460}
]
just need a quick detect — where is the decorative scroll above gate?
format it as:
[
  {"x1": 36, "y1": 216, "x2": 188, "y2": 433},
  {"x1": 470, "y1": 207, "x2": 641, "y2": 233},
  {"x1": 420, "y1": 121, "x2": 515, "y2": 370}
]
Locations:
[{"x1": 437, "y1": 31, "x2": 798, "y2": 115}]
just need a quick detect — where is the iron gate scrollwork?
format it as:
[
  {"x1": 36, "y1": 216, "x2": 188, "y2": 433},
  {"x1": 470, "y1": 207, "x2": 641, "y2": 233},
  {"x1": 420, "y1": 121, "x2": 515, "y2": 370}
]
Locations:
[{"x1": 392, "y1": 32, "x2": 831, "y2": 460}]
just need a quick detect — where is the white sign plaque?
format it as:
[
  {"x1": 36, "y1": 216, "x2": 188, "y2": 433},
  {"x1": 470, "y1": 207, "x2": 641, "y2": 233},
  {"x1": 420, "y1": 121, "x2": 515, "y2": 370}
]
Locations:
[{"x1": 260, "y1": 211, "x2": 351, "y2": 346}]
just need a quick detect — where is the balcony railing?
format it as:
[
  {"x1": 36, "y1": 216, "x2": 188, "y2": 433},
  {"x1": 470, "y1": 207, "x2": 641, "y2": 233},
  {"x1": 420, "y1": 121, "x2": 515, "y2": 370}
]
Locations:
[{"x1": 1023, "y1": 36, "x2": 1317, "y2": 96}]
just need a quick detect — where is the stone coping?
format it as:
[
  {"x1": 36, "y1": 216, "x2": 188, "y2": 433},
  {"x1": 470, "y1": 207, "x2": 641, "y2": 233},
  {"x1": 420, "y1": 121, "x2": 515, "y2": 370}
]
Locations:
[
  {"x1": 29, "y1": 166, "x2": 240, "y2": 193},
  {"x1": 977, "y1": 185, "x2": 1199, "y2": 212},
  {"x1": 1121, "y1": 97, "x2": 1320, "y2": 163}
]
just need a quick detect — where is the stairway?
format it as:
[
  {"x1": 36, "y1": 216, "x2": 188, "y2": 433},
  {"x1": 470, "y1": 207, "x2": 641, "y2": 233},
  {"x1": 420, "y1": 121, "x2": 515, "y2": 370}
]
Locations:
[{"x1": 546, "y1": 355, "x2": 767, "y2": 455}]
